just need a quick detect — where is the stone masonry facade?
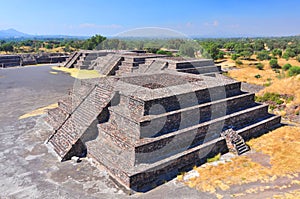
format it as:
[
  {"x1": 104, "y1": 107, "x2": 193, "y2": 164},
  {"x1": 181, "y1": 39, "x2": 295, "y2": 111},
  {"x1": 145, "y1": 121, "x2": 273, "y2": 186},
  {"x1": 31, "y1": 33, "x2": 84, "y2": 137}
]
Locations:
[{"x1": 46, "y1": 51, "x2": 281, "y2": 192}]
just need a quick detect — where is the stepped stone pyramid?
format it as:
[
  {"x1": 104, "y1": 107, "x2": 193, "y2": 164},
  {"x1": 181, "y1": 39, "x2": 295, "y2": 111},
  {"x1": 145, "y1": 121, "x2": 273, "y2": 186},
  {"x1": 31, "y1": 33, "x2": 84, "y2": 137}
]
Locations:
[
  {"x1": 62, "y1": 50, "x2": 222, "y2": 76},
  {"x1": 46, "y1": 52, "x2": 281, "y2": 192}
]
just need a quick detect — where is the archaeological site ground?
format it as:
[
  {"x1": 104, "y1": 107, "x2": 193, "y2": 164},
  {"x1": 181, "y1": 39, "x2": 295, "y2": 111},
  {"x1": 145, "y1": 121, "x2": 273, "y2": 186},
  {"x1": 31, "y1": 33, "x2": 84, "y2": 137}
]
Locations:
[{"x1": 44, "y1": 50, "x2": 281, "y2": 193}]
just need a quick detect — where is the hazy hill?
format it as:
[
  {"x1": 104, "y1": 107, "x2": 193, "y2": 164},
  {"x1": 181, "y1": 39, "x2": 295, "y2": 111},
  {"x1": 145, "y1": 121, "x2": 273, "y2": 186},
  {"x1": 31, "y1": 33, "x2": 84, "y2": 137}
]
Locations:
[{"x1": 0, "y1": 28, "x2": 30, "y2": 38}]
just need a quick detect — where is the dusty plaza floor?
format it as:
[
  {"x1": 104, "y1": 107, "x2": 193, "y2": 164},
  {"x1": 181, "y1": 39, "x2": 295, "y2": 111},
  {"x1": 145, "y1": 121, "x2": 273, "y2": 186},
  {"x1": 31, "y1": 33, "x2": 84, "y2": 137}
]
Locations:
[{"x1": 0, "y1": 65, "x2": 210, "y2": 199}]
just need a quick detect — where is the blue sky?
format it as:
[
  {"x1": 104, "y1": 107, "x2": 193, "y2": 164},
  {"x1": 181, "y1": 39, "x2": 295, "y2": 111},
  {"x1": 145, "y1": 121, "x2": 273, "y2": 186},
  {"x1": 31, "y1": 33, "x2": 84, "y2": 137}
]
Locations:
[{"x1": 0, "y1": 0, "x2": 300, "y2": 37}]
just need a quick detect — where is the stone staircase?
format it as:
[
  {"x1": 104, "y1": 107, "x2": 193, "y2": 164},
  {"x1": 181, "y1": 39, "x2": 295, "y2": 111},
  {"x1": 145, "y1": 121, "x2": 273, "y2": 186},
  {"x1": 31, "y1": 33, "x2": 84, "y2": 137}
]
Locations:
[
  {"x1": 46, "y1": 77, "x2": 116, "y2": 161},
  {"x1": 167, "y1": 59, "x2": 222, "y2": 75},
  {"x1": 221, "y1": 128, "x2": 250, "y2": 155},
  {"x1": 92, "y1": 54, "x2": 123, "y2": 75},
  {"x1": 84, "y1": 72, "x2": 281, "y2": 192},
  {"x1": 64, "y1": 52, "x2": 81, "y2": 68},
  {"x1": 134, "y1": 60, "x2": 168, "y2": 74},
  {"x1": 63, "y1": 51, "x2": 112, "y2": 69}
]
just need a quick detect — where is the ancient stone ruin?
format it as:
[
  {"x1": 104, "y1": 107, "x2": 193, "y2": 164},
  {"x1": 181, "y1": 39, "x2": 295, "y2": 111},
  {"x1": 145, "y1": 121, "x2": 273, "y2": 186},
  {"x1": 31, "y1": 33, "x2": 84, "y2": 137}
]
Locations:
[
  {"x1": 0, "y1": 53, "x2": 68, "y2": 68},
  {"x1": 45, "y1": 51, "x2": 281, "y2": 192}
]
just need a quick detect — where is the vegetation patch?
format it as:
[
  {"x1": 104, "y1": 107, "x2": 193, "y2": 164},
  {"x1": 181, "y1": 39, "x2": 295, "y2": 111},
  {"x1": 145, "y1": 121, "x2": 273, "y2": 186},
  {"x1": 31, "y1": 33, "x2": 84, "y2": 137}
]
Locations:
[
  {"x1": 207, "y1": 153, "x2": 221, "y2": 163},
  {"x1": 185, "y1": 126, "x2": 300, "y2": 194},
  {"x1": 288, "y1": 66, "x2": 300, "y2": 76}
]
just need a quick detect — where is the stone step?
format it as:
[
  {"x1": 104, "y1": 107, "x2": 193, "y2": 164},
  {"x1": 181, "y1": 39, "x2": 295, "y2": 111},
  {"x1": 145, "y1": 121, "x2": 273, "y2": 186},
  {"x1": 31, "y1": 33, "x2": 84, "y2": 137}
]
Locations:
[
  {"x1": 176, "y1": 65, "x2": 221, "y2": 75},
  {"x1": 93, "y1": 55, "x2": 122, "y2": 75},
  {"x1": 89, "y1": 114, "x2": 280, "y2": 192},
  {"x1": 58, "y1": 97, "x2": 72, "y2": 114},
  {"x1": 109, "y1": 92, "x2": 256, "y2": 138},
  {"x1": 65, "y1": 52, "x2": 81, "y2": 68},
  {"x1": 102, "y1": 104, "x2": 271, "y2": 165},
  {"x1": 173, "y1": 60, "x2": 215, "y2": 69},
  {"x1": 114, "y1": 81, "x2": 243, "y2": 121},
  {"x1": 48, "y1": 83, "x2": 116, "y2": 160},
  {"x1": 46, "y1": 107, "x2": 69, "y2": 129}
]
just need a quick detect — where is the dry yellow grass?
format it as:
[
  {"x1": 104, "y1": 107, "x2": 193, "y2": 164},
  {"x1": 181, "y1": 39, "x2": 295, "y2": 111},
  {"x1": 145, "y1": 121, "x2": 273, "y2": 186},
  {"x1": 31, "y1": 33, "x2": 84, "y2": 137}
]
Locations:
[
  {"x1": 19, "y1": 103, "x2": 58, "y2": 119},
  {"x1": 186, "y1": 126, "x2": 300, "y2": 193},
  {"x1": 258, "y1": 75, "x2": 300, "y2": 104},
  {"x1": 227, "y1": 57, "x2": 300, "y2": 85},
  {"x1": 51, "y1": 66, "x2": 103, "y2": 79},
  {"x1": 228, "y1": 67, "x2": 278, "y2": 85}
]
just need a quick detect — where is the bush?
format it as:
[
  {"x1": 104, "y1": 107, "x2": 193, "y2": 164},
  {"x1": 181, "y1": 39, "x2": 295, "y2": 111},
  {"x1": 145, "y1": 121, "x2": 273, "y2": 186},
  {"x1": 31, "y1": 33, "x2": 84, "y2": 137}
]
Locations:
[
  {"x1": 257, "y1": 51, "x2": 271, "y2": 61},
  {"x1": 156, "y1": 50, "x2": 172, "y2": 56},
  {"x1": 231, "y1": 53, "x2": 240, "y2": 60},
  {"x1": 282, "y1": 63, "x2": 292, "y2": 71},
  {"x1": 296, "y1": 55, "x2": 300, "y2": 62},
  {"x1": 235, "y1": 60, "x2": 243, "y2": 66},
  {"x1": 254, "y1": 74, "x2": 261, "y2": 78},
  {"x1": 269, "y1": 59, "x2": 280, "y2": 69},
  {"x1": 256, "y1": 63, "x2": 264, "y2": 70},
  {"x1": 255, "y1": 92, "x2": 291, "y2": 105},
  {"x1": 288, "y1": 66, "x2": 300, "y2": 76},
  {"x1": 207, "y1": 153, "x2": 221, "y2": 163},
  {"x1": 272, "y1": 49, "x2": 282, "y2": 57}
]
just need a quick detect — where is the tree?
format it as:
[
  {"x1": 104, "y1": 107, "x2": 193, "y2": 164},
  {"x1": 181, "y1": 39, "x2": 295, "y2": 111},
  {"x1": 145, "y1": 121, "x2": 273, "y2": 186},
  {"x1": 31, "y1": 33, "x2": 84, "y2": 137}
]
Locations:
[
  {"x1": 216, "y1": 51, "x2": 225, "y2": 59},
  {"x1": 231, "y1": 53, "x2": 240, "y2": 60},
  {"x1": 253, "y1": 40, "x2": 265, "y2": 51},
  {"x1": 283, "y1": 48, "x2": 296, "y2": 60},
  {"x1": 179, "y1": 43, "x2": 195, "y2": 58},
  {"x1": 83, "y1": 34, "x2": 106, "y2": 50},
  {"x1": 257, "y1": 50, "x2": 271, "y2": 61},
  {"x1": 272, "y1": 49, "x2": 282, "y2": 57},
  {"x1": 1, "y1": 43, "x2": 14, "y2": 53},
  {"x1": 256, "y1": 63, "x2": 264, "y2": 70},
  {"x1": 240, "y1": 50, "x2": 253, "y2": 60},
  {"x1": 282, "y1": 63, "x2": 292, "y2": 71},
  {"x1": 296, "y1": 55, "x2": 300, "y2": 62},
  {"x1": 201, "y1": 43, "x2": 221, "y2": 60},
  {"x1": 288, "y1": 66, "x2": 300, "y2": 76},
  {"x1": 269, "y1": 59, "x2": 279, "y2": 69}
]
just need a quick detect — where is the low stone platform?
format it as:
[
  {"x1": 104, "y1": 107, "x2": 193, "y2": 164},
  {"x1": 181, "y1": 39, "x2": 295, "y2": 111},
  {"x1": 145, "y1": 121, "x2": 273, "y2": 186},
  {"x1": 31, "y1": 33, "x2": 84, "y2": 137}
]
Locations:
[
  {"x1": 79, "y1": 72, "x2": 280, "y2": 192},
  {"x1": 46, "y1": 55, "x2": 280, "y2": 192}
]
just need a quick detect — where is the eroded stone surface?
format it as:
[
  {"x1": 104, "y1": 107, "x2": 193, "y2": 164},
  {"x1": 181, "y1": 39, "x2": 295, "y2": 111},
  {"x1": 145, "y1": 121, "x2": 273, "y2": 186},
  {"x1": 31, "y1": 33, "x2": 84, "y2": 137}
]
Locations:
[{"x1": 0, "y1": 116, "x2": 127, "y2": 198}]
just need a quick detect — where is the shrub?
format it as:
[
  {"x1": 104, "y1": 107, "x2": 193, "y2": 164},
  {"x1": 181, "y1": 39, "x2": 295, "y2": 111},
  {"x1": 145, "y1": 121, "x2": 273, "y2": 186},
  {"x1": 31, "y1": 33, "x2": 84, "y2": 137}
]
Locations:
[
  {"x1": 272, "y1": 49, "x2": 282, "y2": 57},
  {"x1": 255, "y1": 92, "x2": 292, "y2": 105},
  {"x1": 235, "y1": 60, "x2": 243, "y2": 66},
  {"x1": 207, "y1": 153, "x2": 221, "y2": 163},
  {"x1": 282, "y1": 53, "x2": 289, "y2": 60},
  {"x1": 269, "y1": 59, "x2": 280, "y2": 69},
  {"x1": 296, "y1": 55, "x2": 300, "y2": 62},
  {"x1": 257, "y1": 51, "x2": 271, "y2": 61},
  {"x1": 282, "y1": 63, "x2": 292, "y2": 71},
  {"x1": 156, "y1": 50, "x2": 172, "y2": 56},
  {"x1": 231, "y1": 53, "x2": 240, "y2": 60},
  {"x1": 254, "y1": 74, "x2": 261, "y2": 79},
  {"x1": 256, "y1": 92, "x2": 281, "y2": 103},
  {"x1": 256, "y1": 63, "x2": 264, "y2": 70},
  {"x1": 288, "y1": 66, "x2": 300, "y2": 76},
  {"x1": 273, "y1": 68, "x2": 280, "y2": 73}
]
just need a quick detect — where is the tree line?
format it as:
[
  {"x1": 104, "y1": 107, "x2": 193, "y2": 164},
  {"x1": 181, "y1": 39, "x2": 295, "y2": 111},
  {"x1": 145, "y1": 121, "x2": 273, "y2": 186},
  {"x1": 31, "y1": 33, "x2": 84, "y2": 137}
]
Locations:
[{"x1": 1, "y1": 35, "x2": 300, "y2": 62}]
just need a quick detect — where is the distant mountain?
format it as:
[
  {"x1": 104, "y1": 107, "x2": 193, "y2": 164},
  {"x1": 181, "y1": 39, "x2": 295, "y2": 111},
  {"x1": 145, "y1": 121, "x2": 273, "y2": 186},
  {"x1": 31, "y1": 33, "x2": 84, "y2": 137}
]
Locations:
[
  {"x1": 0, "y1": 28, "x2": 88, "y2": 40},
  {"x1": 0, "y1": 28, "x2": 30, "y2": 38}
]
